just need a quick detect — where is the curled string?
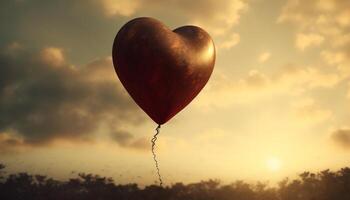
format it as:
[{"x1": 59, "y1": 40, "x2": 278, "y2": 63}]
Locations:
[{"x1": 151, "y1": 124, "x2": 163, "y2": 187}]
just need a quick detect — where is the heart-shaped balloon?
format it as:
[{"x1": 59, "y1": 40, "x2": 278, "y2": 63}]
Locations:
[{"x1": 112, "y1": 17, "x2": 215, "y2": 125}]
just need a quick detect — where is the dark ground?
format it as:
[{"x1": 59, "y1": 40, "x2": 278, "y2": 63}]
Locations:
[{"x1": 1, "y1": 163, "x2": 350, "y2": 200}]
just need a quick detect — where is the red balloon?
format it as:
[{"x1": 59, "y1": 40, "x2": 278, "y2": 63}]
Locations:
[{"x1": 112, "y1": 17, "x2": 215, "y2": 125}]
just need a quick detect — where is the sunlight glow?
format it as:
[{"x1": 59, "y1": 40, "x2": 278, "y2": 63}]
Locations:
[{"x1": 266, "y1": 157, "x2": 282, "y2": 172}]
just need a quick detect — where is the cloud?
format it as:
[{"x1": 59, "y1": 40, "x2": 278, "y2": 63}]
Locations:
[
  {"x1": 194, "y1": 63, "x2": 341, "y2": 108},
  {"x1": 105, "y1": 0, "x2": 248, "y2": 50},
  {"x1": 0, "y1": 133, "x2": 27, "y2": 153},
  {"x1": 0, "y1": 45, "x2": 145, "y2": 150},
  {"x1": 321, "y1": 50, "x2": 350, "y2": 74},
  {"x1": 277, "y1": 64, "x2": 341, "y2": 89},
  {"x1": 331, "y1": 128, "x2": 350, "y2": 149},
  {"x1": 277, "y1": 0, "x2": 350, "y2": 26},
  {"x1": 244, "y1": 70, "x2": 269, "y2": 88},
  {"x1": 258, "y1": 52, "x2": 271, "y2": 63},
  {"x1": 321, "y1": 50, "x2": 347, "y2": 66},
  {"x1": 218, "y1": 33, "x2": 240, "y2": 50},
  {"x1": 336, "y1": 9, "x2": 350, "y2": 27},
  {"x1": 278, "y1": 0, "x2": 350, "y2": 74},
  {"x1": 296, "y1": 33, "x2": 324, "y2": 51},
  {"x1": 97, "y1": 0, "x2": 141, "y2": 17},
  {"x1": 111, "y1": 130, "x2": 148, "y2": 151},
  {"x1": 0, "y1": 0, "x2": 133, "y2": 65},
  {"x1": 0, "y1": 0, "x2": 249, "y2": 69},
  {"x1": 95, "y1": 0, "x2": 247, "y2": 37},
  {"x1": 39, "y1": 47, "x2": 65, "y2": 67},
  {"x1": 292, "y1": 98, "x2": 332, "y2": 124},
  {"x1": 7, "y1": 42, "x2": 22, "y2": 52},
  {"x1": 166, "y1": 0, "x2": 247, "y2": 51},
  {"x1": 128, "y1": 137, "x2": 148, "y2": 150},
  {"x1": 170, "y1": 0, "x2": 247, "y2": 51},
  {"x1": 178, "y1": 0, "x2": 247, "y2": 36}
]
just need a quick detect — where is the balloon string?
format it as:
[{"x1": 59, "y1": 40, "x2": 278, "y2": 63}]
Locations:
[{"x1": 151, "y1": 124, "x2": 163, "y2": 187}]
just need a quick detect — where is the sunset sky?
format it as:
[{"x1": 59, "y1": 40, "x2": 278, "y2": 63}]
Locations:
[{"x1": 1, "y1": 0, "x2": 350, "y2": 186}]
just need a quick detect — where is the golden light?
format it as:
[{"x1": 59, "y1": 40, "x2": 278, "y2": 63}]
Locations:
[{"x1": 266, "y1": 157, "x2": 282, "y2": 172}]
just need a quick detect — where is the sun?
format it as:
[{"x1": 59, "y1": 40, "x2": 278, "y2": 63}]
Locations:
[{"x1": 266, "y1": 157, "x2": 282, "y2": 172}]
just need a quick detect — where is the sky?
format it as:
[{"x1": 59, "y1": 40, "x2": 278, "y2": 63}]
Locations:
[{"x1": 1, "y1": 0, "x2": 350, "y2": 186}]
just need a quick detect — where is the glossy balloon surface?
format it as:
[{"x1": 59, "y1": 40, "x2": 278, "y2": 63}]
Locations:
[{"x1": 113, "y1": 17, "x2": 215, "y2": 124}]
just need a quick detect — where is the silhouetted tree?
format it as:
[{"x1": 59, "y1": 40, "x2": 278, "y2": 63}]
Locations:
[
  {"x1": 0, "y1": 164, "x2": 350, "y2": 200},
  {"x1": 0, "y1": 163, "x2": 5, "y2": 179},
  {"x1": 0, "y1": 163, "x2": 4, "y2": 194}
]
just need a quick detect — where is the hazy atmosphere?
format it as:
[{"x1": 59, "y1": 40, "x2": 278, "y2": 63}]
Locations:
[{"x1": 1, "y1": 0, "x2": 350, "y2": 187}]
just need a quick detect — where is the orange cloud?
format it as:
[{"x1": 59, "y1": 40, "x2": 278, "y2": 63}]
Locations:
[
  {"x1": 292, "y1": 98, "x2": 332, "y2": 124},
  {"x1": 278, "y1": 0, "x2": 350, "y2": 75},
  {"x1": 39, "y1": 47, "x2": 65, "y2": 67},
  {"x1": 331, "y1": 128, "x2": 350, "y2": 149},
  {"x1": 98, "y1": 0, "x2": 140, "y2": 17},
  {"x1": 194, "y1": 64, "x2": 341, "y2": 108},
  {"x1": 296, "y1": 33, "x2": 324, "y2": 51},
  {"x1": 258, "y1": 52, "x2": 271, "y2": 63},
  {"x1": 218, "y1": 33, "x2": 240, "y2": 50}
]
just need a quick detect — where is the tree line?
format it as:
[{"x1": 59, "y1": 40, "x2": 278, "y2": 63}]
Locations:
[{"x1": 0, "y1": 163, "x2": 350, "y2": 200}]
